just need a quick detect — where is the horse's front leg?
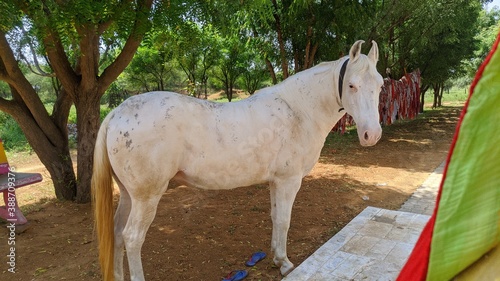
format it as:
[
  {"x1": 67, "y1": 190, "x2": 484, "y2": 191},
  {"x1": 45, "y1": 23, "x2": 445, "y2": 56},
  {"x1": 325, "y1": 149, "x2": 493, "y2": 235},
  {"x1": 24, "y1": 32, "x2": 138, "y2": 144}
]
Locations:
[{"x1": 269, "y1": 176, "x2": 302, "y2": 276}]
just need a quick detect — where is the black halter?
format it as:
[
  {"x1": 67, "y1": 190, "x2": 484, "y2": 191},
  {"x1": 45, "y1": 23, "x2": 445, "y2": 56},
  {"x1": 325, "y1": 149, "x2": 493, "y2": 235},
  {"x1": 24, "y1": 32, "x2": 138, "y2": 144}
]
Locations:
[{"x1": 337, "y1": 58, "x2": 349, "y2": 112}]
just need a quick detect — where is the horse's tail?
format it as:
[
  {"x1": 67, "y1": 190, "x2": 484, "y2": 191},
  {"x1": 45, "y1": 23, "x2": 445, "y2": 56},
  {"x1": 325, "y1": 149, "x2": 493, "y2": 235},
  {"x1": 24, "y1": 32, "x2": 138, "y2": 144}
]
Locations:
[{"x1": 92, "y1": 114, "x2": 115, "y2": 281}]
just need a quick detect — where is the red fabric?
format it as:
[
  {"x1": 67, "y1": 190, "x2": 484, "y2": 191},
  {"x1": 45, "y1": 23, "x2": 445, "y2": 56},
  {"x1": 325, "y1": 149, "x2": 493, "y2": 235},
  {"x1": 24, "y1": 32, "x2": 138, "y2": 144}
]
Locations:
[{"x1": 396, "y1": 31, "x2": 500, "y2": 281}]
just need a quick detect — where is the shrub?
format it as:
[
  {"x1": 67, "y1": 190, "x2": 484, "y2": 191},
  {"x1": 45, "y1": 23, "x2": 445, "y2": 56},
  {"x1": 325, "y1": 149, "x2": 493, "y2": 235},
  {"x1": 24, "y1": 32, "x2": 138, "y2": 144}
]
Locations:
[{"x1": 0, "y1": 112, "x2": 30, "y2": 152}]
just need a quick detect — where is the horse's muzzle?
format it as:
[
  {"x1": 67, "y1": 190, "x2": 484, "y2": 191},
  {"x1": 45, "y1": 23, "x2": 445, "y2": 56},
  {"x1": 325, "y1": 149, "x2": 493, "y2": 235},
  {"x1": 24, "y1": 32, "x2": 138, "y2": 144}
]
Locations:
[{"x1": 359, "y1": 126, "x2": 382, "y2": 147}]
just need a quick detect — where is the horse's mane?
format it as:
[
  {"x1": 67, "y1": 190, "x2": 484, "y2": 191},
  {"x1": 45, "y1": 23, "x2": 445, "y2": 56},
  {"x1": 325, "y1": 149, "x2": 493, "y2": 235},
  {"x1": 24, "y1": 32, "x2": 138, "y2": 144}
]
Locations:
[
  {"x1": 260, "y1": 55, "x2": 373, "y2": 100},
  {"x1": 313, "y1": 59, "x2": 343, "y2": 74},
  {"x1": 309, "y1": 55, "x2": 372, "y2": 80}
]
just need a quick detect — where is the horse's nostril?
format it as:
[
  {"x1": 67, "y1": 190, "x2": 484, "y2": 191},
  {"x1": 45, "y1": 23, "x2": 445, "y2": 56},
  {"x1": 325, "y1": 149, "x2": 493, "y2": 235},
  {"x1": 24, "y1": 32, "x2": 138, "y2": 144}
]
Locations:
[{"x1": 364, "y1": 131, "x2": 369, "y2": 140}]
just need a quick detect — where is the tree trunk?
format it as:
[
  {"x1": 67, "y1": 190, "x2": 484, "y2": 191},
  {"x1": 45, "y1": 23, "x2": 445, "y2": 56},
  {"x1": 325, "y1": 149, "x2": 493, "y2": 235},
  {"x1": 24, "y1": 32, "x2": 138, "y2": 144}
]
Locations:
[
  {"x1": 0, "y1": 32, "x2": 77, "y2": 200},
  {"x1": 271, "y1": 0, "x2": 289, "y2": 79},
  {"x1": 432, "y1": 83, "x2": 440, "y2": 108},
  {"x1": 437, "y1": 83, "x2": 444, "y2": 107},
  {"x1": 419, "y1": 85, "x2": 429, "y2": 113},
  {"x1": 227, "y1": 77, "x2": 233, "y2": 102},
  {"x1": 8, "y1": 93, "x2": 76, "y2": 200},
  {"x1": 265, "y1": 58, "x2": 278, "y2": 85},
  {"x1": 293, "y1": 47, "x2": 301, "y2": 73},
  {"x1": 74, "y1": 90, "x2": 102, "y2": 203},
  {"x1": 303, "y1": 18, "x2": 315, "y2": 70},
  {"x1": 204, "y1": 79, "x2": 208, "y2": 99}
]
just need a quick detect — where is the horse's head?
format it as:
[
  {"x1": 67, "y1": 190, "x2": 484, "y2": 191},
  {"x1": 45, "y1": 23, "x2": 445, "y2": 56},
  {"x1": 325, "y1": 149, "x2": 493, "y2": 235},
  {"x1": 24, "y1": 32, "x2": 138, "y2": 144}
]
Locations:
[{"x1": 341, "y1": 40, "x2": 383, "y2": 147}]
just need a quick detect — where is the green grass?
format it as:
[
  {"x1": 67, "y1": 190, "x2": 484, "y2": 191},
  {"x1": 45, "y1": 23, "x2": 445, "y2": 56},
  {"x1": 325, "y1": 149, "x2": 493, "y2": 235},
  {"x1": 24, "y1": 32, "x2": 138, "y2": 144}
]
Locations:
[
  {"x1": 447, "y1": 87, "x2": 470, "y2": 102},
  {"x1": 1, "y1": 105, "x2": 114, "y2": 153},
  {"x1": 211, "y1": 96, "x2": 244, "y2": 103},
  {"x1": 424, "y1": 87, "x2": 469, "y2": 104}
]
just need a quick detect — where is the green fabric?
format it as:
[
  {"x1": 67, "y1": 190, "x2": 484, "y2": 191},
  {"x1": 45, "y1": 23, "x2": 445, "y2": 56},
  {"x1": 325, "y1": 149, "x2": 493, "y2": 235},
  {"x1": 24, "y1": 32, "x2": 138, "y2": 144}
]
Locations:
[{"x1": 427, "y1": 46, "x2": 500, "y2": 280}]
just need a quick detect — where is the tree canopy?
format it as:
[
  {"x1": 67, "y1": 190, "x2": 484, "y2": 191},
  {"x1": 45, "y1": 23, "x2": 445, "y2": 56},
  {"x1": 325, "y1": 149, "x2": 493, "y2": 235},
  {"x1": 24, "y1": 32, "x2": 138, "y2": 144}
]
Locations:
[{"x1": 0, "y1": 0, "x2": 496, "y2": 202}]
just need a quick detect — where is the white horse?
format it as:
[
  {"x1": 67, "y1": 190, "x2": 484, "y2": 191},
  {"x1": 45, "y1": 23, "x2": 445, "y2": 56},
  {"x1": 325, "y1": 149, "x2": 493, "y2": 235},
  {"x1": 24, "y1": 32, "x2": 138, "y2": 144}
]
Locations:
[{"x1": 92, "y1": 40, "x2": 383, "y2": 281}]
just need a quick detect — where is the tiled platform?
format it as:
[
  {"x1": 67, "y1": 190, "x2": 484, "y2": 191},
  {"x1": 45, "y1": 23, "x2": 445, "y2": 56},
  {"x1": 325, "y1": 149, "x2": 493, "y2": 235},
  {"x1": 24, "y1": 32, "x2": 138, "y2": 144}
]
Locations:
[
  {"x1": 399, "y1": 162, "x2": 444, "y2": 215},
  {"x1": 283, "y1": 207, "x2": 430, "y2": 280},
  {"x1": 283, "y1": 162, "x2": 445, "y2": 281}
]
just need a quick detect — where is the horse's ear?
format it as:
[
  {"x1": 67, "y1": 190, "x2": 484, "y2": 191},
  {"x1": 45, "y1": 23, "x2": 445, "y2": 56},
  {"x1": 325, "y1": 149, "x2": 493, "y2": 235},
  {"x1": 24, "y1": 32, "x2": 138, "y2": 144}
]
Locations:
[
  {"x1": 368, "y1": 40, "x2": 379, "y2": 64},
  {"x1": 349, "y1": 40, "x2": 365, "y2": 62}
]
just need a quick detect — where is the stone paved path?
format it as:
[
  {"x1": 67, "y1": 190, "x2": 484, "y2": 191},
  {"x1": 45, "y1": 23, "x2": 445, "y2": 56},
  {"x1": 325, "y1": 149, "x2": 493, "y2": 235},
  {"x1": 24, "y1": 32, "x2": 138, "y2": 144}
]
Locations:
[
  {"x1": 399, "y1": 162, "x2": 444, "y2": 216},
  {"x1": 283, "y1": 162, "x2": 445, "y2": 281}
]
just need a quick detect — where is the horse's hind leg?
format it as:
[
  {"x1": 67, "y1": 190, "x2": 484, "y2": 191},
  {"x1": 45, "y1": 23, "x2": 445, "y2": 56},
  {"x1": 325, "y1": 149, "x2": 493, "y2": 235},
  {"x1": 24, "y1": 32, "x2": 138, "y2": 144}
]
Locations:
[
  {"x1": 270, "y1": 176, "x2": 302, "y2": 276},
  {"x1": 114, "y1": 179, "x2": 131, "y2": 281},
  {"x1": 122, "y1": 187, "x2": 166, "y2": 281}
]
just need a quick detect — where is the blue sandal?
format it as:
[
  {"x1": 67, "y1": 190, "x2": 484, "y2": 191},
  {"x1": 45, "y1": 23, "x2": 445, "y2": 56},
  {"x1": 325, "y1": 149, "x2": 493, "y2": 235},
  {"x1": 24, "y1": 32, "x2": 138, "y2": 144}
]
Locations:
[
  {"x1": 222, "y1": 270, "x2": 248, "y2": 281},
  {"x1": 245, "y1": 251, "x2": 267, "y2": 267}
]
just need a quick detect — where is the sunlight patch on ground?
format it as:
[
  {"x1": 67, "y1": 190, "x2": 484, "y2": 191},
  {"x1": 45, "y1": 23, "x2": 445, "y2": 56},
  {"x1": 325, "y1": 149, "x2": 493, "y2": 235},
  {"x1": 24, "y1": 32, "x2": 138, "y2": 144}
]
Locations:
[
  {"x1": 309, "y1": 162, "x2": 430, "y2": 195},
  {"x1": 387, "y1": 138, "x2": 432, "y2": 145},
  {"x1": 157, "y1": 226, "x2": 176, "y2": 234}
]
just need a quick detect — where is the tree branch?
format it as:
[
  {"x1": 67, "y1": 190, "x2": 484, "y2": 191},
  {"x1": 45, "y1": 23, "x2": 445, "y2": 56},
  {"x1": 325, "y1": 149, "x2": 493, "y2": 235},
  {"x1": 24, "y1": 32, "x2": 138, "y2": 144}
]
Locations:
[
  {"x1": 98, "y1": 0, "x2": 154, "y2": 93},
  {"x1": 0, "y1": 30, "x2": 65, "y2": 147},
  {"x1": 18, "y1": 51, "x2": 55, "y2": 77},
  {"x1": 77, "y1": 23, "x2": 100, "y2": 93},
  {"x1": 0, "y1": 96, "x2": 15, "y2": 113},
  {"x1": 270, "y1": 0, "x2": 289, "y2": 79},
  {"x1": 17, "y1": 24, "x2": 55, "y2": 77},
  {"x1": 19, "y1": 0, "x2": 80, "y2": 95}
]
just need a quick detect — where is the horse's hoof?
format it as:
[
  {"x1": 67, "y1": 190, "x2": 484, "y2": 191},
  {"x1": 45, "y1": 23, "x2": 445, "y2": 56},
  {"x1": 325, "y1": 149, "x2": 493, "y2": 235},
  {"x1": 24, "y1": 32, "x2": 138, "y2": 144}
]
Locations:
[{"x1": 280, "y1": 263, "x2": 294, "y2": 276}]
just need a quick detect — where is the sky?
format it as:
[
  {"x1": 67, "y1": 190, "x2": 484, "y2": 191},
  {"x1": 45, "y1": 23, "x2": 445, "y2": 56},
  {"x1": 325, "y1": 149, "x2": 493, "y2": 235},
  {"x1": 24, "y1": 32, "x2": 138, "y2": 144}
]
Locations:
[{"x1": 486, "y1": 0, "x2": 500, "y2": 10}]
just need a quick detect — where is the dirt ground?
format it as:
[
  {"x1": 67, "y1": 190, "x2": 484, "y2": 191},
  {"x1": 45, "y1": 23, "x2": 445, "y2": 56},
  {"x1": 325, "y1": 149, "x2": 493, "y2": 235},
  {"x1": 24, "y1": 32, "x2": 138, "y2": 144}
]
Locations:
[{"x1": 0, "y1": 105, "x2": 462, "y2": 281}]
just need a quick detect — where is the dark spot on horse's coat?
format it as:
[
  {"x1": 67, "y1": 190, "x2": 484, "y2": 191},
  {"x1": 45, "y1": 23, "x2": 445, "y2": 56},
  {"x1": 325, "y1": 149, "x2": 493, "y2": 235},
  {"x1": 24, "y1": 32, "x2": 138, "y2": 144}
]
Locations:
[
  {"x1": 132, "y1": 102, "x2": 141, "y2": 110},
  {"x1": 165, "y1": 106, "x2": 175, "y2": 119},
  {"x1": 112, "y1": 148, "x2": 119, "y2": 154},
  {"x1": 134, "y1": 113, "x2": 139, "y2": 119},
  {"x1": 160, "y1": 97, "x2": 169, "y2": 106},
  {"x1": 119, "y1": 131, "x2": 122, "y2": 135},
  {"x1": 207, "y1": 102, "x2": 223, "y2": 109},
  {"x1": 126, "y1": 139, "x2": 132, "y2": 148},
  {"x1": 124, "y1": 131, "x2": 130, "y2": 137},
  {"x1": 124, "y1": 164, "x2": 132, "y2": 173}
]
